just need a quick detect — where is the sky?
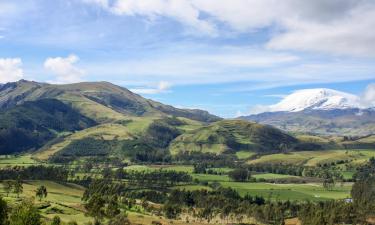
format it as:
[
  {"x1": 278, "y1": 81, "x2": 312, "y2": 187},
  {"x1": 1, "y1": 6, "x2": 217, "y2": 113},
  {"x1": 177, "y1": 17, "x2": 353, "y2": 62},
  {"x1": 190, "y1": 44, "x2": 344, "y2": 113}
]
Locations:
[{"x1": 0, "y1": 0, "x2": 375, "y2": 118}]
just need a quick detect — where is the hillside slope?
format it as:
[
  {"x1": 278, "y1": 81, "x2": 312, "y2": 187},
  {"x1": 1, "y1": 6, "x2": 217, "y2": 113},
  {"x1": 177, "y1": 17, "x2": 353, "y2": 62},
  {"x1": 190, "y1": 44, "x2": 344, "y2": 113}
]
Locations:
[
  {"x1": 170, "y1": 120, "x2": 299, "y2": 155},
  {"x1": 0, "y1": 99, "x2": 96, "y2": 154},
  {"x1": 0, "y1": 80, "x2": 221, "y2": 123}
]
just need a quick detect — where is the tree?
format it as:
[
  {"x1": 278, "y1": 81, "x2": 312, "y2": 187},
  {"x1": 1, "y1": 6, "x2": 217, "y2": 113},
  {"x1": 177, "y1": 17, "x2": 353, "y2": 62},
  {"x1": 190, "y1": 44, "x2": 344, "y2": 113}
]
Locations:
[
  {"x1": 228, "y1": 169, "x2": 250, "y2": 182},
  {"x1": 51, "y1": 216, "x2": 61, "y2": 225},
  {"x1": 163, "y1": 203, "x2": 181, "y2": 219},
  {"x1": 85, "y1": 194, "x2": 105, "y2": 221},
  {"x1": 9, "y1": 199, "x2": 41, "y2": 225},
  {"x1": 323, "y1": 177, "x2": 335, "y2": 190},
  {"x1": 107, "y1": 214, "x2": 131, "y2": 225},
  {"x1": 4, "y1": 180, "x2": 13, "y2": 197},
  {"x1": 0, "y1": 197, "x2": 8, "y2": 225},
  {"x1": 106, "y1": 196, "x2": 120, "y2": 217},
  {"x1": 35, "y1": 185, "x2": 48, "y2": 201},
  {"x1": 13, "y1": 177, "x2": 23, "y2": 198},
  {"x1": 67, "y1": 221, "x2": 78, "y2": 225}
]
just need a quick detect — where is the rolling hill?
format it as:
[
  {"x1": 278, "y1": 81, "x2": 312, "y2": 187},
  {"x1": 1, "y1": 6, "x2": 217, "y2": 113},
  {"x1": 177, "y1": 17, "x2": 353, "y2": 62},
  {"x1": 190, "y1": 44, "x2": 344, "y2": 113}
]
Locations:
[
  {"x1": 169, "y1": 120, "x2": 299, "y2": 155},
  {"x1": 0, "y1": 99, "x2": 96, "y2": 154},
  {"x1": 0, "y1": 80, "x2": 221, "y2": 123},
  {"x1": 0, "y1": 80, "x2": 220, "y2": 155}
]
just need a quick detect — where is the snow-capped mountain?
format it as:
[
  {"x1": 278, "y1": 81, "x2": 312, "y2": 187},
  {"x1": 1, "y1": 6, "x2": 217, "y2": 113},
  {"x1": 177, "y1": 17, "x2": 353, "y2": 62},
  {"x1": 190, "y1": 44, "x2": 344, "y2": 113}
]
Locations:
[
  {"x1": 240, "y1": 88, "x2": 375, "y2": 136},
  {"x1": 268, "y1": 88, "x2": 362, "y2": 112}
]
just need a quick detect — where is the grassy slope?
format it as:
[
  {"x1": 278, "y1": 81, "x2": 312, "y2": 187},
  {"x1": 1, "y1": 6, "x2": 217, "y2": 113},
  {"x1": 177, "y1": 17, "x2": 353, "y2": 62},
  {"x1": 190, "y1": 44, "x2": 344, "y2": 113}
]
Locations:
[
  {"x1": 170, "y1": 119, "x2": 297, "y2": 155},
  {"x1": 33, "y1": 116, "x2": 201, "y2": 161},
  {"x1": 248, "y1": 149, "x2": 375, "y2": 166},
  {"x1": 0, "y1": 180, "x2": 91, "y2": 224},
  {"x1": 33, "y1": 122, "x2": 140, "y2": 160}
]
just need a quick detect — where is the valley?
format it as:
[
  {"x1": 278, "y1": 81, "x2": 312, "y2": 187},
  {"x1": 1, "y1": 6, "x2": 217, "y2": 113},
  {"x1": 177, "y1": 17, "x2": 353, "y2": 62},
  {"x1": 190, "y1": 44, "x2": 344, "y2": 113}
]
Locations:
[{"x1": 0, "y1": 80, "x2": 374, "y2": 225}]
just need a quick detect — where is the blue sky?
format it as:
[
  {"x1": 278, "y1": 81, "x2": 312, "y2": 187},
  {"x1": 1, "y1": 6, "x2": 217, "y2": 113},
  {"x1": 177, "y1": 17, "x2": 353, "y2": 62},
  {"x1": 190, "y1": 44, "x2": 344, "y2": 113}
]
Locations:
[{"x1": 0, "y1": 0, "x2": 375, "y2": 117}]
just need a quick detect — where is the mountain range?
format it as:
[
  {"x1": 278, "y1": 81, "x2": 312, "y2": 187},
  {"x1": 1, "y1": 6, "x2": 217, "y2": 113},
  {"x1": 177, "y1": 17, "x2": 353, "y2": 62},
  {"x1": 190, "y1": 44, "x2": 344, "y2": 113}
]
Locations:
[
  {"x1": 1, "y1": 80, "x2": 374, "y2": 161},
  {"x1": 241, "y1": 88, "x2": 375, "y2": 136}
]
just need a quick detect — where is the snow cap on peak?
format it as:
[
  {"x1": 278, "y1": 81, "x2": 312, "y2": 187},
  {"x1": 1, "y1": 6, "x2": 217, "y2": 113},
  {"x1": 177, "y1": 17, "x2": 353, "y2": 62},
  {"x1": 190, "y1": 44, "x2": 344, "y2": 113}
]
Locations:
[{"x1": 269, "y1": 88, "x2": 361, "y2": 112}]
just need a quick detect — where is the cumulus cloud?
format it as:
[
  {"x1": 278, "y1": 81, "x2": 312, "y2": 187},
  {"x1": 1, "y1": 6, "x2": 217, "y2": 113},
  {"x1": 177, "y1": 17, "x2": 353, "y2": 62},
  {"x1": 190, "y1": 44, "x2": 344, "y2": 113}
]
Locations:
[
  {"x1": 82, "y1": 0, "x2": 375, "y2": 56},
  {"x1": 0, "y1": 58, "x2": 23, "y2": 83},
  {"x1": 130, "y1": 81, "x2": 172, "y2": 94},
  {"x1": 362, "y1": 83, "x2": 375, "y2": 108},
  {"x1": 44, "y1": 54, "x2": 85, "y2": 84}
]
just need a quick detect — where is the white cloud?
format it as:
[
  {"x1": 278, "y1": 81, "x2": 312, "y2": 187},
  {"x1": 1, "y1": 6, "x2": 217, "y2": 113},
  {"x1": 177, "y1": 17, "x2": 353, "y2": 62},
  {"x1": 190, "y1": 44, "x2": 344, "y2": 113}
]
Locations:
[
  {"x1": 82, "y1": 0, "x2": 375, "y2": 56},
  {"x1": 44, "y1": 54, "x2": 85, "y2": 84},
  {"x1": 362, "y1": 83, "x2": 375, "y2": 108},
  {"x1": 0, "y1": 58, "x2": 23, "y2": 83},
  {"x1": 95, "y1": 0, "x2": 216, "y2": 35},
  {"x1": 130, "y1": 81, "x2": 172, "y2": 94}
]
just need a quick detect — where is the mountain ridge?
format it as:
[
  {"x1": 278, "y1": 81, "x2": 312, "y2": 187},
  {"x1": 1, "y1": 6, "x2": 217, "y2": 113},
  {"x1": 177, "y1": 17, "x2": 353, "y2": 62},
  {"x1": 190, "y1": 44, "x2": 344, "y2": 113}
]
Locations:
[{"x1": 0, "y1": 80, "x2": 221, "y2": 123}]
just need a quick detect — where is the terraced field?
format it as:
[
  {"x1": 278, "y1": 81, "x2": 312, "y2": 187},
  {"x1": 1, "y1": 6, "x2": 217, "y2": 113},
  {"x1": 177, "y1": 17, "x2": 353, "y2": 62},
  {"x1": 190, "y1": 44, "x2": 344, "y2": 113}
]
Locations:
[{"x1": 248, "y1": 149, "x2": 375, "y2": 166}]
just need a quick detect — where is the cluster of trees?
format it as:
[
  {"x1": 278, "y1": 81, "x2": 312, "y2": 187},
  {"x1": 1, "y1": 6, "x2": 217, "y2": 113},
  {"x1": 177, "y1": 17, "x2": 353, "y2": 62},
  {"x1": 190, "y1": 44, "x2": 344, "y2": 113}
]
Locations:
[
  {"x1": 228, "y1": 168, "x2": 251, "y2": 182},
  {"x1": 0, "y1": 197, "x2": 129, "y2": 225},
  {"x1": 100, "y1": 168, "x2": 192, "y2": 187},
  {"x1": 0, "y1": 165, "x2": 69, "y2": 181},
  {"x1": 0, "y1": 198, "x2": 42, "y2": 225},
  {"x1": 3, "y1": 178, "x2": 23, "y2": 197},
  {"x1": 174, "y1": 152, "x2": 237, "y2": 167}
]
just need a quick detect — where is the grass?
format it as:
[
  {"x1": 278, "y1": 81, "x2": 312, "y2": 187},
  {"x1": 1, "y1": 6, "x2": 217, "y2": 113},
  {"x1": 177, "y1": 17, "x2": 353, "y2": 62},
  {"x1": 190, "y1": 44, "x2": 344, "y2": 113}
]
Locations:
[
  {"x1": 33, "y1": 117, "x2": 158, "y2": 160},
  {"x1": 0, "y1": 154, "x2": 43, "y2": 168},
  {"x1": 0, "y1": 180, "x2": 92, "y2": 224},
  {"x1": 192, "y1": 174, "x2": 230, "y2": 182},
  {"x1": 219, "y1": 182, "x2": 352, "y2": 201},
  {"x1": 58, "y1": 93, "x2": 127, "y2": 123},
  {"x1": 252, "y1": 173, "x2": 298, "y2": 179},
  {"x1": 236, "y1": 151, "x2": 256, "y2": 160},
  {"x1": 248, "y1": 149, "x2": 375, "y2": 166}
]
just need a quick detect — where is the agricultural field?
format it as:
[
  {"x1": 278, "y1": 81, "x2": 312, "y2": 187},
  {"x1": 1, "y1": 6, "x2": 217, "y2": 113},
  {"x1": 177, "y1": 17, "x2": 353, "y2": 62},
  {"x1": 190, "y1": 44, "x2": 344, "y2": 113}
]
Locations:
[{"x1": 248, "y1": 149, "x2": 375, "y2": 167}]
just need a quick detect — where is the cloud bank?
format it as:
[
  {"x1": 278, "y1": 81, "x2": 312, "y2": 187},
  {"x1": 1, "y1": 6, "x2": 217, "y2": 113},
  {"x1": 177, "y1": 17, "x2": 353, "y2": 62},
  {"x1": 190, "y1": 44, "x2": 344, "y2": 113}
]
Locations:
[
  {"x1": 0, "y1": 58, "x2": 23, "y2": 83},
  {"x1": 44, "y1": 54, "x2": 85, "y2": 84},
  {"x1": 83, "y1": 0, "x2": 375, "y2": 56}
]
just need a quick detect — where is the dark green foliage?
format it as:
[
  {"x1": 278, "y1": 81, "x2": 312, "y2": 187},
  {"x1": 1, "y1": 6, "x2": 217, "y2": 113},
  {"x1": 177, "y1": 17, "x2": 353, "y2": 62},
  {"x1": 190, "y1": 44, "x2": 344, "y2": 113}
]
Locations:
[
  {"x1": 143, "y1": 119, "x2": 181, "y2": 148},
  {"x1": 55, "y1": 137, "x2": 114, "y2": 157},
  {"x1": 9, "y1": 199, "x2": 41, "y2": 225},
  {"x1": 107, "y1": 214, "x2": 131, "y2": 225},
  {"x1": 0, "y1": 166, "x2": 69, "y2": 181},
  {"x1": 0, "y1": 197, "x2": 7, "y2": 225},
  {"x1": 298, "y1": 201, "x2": 355, "y2": 225},
  {"x1": 163, "y1": 203, "x2": 181, "y2": 219},
  {"x1": 66, "y1": 221, "x2": 78, "y2": 225},
  {"x1": 0, "y1": 99, "x2": 96, "y2": 154},
  {"x1": 36, "y1": 185, "x2": 48, "y2": 201},
  {"x1": 351, "y1": 157, "x2": 375, "y2": 222},
  {"x1": 51, "y1": 216, "x2": 61, "y2": 225},
  {"x1": 13, "y1": 177, "x2": 23, "y2": 198},
  {"x1": 228, "y1": 168, "x2": 250, "y2": 182},
  {"x1": 174, "y1": 152, "x2": 238, "y2": 167},
  {"x1": 106, "y1": 196, "x2": 120, "y2": 217},
  {"x1": 85, "y1": 194, "x2": 106, "y2": 220}
]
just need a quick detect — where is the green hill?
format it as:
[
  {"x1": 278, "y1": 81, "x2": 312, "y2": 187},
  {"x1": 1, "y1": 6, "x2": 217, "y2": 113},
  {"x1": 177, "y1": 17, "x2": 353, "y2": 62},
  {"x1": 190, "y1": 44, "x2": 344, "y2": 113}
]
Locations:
[
  {"x1": 0, "y1": 80, "x2": 221, "y2": 123},
  {"x1": 37, "y1": 117, "x2": 192, "y2": 163},
  {"x1": 0, "y1": 99, "x2": 96, "y2": 154},
  {"x1": 169, "y1": 120, "x2": 299, "y2": 155}
]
